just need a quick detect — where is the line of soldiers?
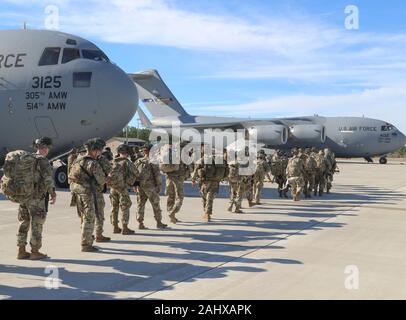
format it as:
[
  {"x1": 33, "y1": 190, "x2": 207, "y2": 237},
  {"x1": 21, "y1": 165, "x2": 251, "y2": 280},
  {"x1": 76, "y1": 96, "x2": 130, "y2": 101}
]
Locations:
[{"x1": 4, "y1": 135, "x2": 338, "y2": 259}]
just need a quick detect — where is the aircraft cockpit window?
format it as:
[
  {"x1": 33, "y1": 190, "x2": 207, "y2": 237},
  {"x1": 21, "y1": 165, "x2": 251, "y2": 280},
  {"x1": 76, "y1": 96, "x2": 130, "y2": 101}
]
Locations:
[
  {"x1": 38, "y1": 47, "x2": 61, "y2": 66},
  {"x1": 62, "y1": 48, "x2": 81, "y2": 64},
  {"x1": 82, "y1": 49, "x2": 110, "y2": 62},
  {"x1": 381, "y1": 125, "x2": 394, "y2": 131}
]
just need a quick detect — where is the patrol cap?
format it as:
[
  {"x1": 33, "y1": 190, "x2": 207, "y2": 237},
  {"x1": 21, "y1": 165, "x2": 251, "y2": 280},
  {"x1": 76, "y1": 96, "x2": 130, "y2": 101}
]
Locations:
[
  {"x1": 84, "y1": 138, "x2": 104, "y2": 151},
  {"x1": 33, "y1": 137, "x2": 53, "y2": 149},
  {"x1": 117, "y1": 144, "x2": 130, "y2": 153}
]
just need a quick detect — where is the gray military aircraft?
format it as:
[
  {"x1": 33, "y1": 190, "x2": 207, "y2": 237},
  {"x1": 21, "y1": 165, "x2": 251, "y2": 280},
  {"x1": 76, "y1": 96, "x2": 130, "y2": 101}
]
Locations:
[
  {"x1": 0, "y1": 29, "x2": 138, "y2": 187},
  {"x1": 130, "y1": 70, "x2": 406, "y2": 164}
]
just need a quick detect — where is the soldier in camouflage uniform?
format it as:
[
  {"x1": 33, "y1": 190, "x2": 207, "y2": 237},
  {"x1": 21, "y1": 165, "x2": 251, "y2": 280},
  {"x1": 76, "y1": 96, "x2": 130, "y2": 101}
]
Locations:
[
  {"x1": 324, "y1": 148, "x2": 337, "y2": 194},
  {"x1": 253, "y1": 150, "x2": 271, "y2": 205},
  {"x1": 271, "y1": 150, "x2": 289, "y2": 198},
  {"x1": 94, "y1": 139, "x2": 112, "y2": 242},
  {"x1": 109, "y1": 144, "x2": 138, "y2": 234},
  {"x1": 286, "y1": 148, "x2": 305, "y2": 201},
  {"x1": 303, "y1": 148, "x2": 317, "y2": 198},
  {"x1": 69, "y1": 138, "x2": 107, "y2": 252},
  {"x1": 162, "y1": 145, "x2": 192, "y2": 224},
  {"x1": 192, "y1": 149, "x2": 228, "y2": 222},
  {"x1": 227, "y1": 160, "x2": 244, "y2": 213},
  {"x1": 314, "y1": 149, "x2": 327, "y2": 196},
  {"x1": 134, "y1": 144, "x2": 168, "y2": 230},
  {"x1": 16, "y1": 137, "x2": 57, "y2": 260}
]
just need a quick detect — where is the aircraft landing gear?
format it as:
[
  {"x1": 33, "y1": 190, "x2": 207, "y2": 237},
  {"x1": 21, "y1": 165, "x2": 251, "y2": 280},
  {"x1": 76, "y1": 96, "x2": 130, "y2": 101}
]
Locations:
[
  {"x1": 379, "y1": 157, "x2": 388, "y2": 165},
  {"x1": 364, "y1": 157, "x2": 373, "y2": 163},
  {"x1": 55, "y1": 165, "x2": 69, "y2": 188}
]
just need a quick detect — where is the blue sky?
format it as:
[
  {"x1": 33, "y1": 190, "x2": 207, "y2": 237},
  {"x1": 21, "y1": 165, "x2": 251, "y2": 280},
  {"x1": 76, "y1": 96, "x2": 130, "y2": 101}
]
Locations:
[{"x1": 1, "y1": 0, "x2": 406, "y2": 132}]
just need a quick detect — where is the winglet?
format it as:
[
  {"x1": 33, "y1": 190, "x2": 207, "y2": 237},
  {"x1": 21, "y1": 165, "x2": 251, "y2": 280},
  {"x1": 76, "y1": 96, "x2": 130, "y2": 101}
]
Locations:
[{"x1": 137, "y1": 106, "x2": 154, "y2": 128}]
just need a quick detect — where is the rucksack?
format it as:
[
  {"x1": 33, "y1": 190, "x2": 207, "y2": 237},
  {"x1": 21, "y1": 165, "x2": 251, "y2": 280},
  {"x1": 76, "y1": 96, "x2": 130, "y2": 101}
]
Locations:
[
  {"x1": 305, "y1": 156, "x2": 317, "y2": 172},
  {"x1": 107, "y1": 158, "x2": 126, "y2": 190},
  {"x1": 287, "y1": 157, "x2": 302, "y2": 177},
  {"x1": 158, "y1": 144, "x2": 180, "y2": 173},
  {"x1": 0, "y1": 150, "x2": 39, "y2": 203}
]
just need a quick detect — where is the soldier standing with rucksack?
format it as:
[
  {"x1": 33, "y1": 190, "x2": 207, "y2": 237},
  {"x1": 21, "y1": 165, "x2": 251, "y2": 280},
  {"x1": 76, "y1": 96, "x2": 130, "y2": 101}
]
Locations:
[
  {"x1": 159, "y1": 144, "x2": 191, "y2": 224},
  {"x1": 1, "y1": 137, "x2": 56, "y2": 260},
  {"x1": 192, "y1": 148, "x2": 229, "y2": 222},
  {"x1": 134, "y1": 144, "x2": 168, "y2": 230},
  {"x1": 108, "y1": 144, "x2": 138, "y2": 234},
  {"x1": 68, "y1": 138, "x2": 106, "y2": 252}
]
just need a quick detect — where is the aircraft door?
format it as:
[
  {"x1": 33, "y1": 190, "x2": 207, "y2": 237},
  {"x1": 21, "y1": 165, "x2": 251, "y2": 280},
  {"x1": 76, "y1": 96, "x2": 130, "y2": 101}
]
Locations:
[{"x1": 34, "y1": 116, "x2": 59, "y2": 139}]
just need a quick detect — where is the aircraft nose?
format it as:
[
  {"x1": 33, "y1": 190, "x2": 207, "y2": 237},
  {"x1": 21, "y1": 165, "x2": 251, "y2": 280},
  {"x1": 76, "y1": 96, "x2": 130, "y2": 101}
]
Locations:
[
  {"x1": 399, "y1": 131, "x2": 406, "y2": 147},
  {"x1": 97, "y1": 65, "x2": 138, "y2": 136}
]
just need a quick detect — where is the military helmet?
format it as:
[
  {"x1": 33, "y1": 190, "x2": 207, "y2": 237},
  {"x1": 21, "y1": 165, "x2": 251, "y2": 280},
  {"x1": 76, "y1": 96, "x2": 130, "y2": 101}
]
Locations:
[
  {"x1": 117, "y1": 144, "x2": 130, "y2": 153},
  {"x1": 311, "y1": 147, "x2": 317, "y2": 152},
  {"x1": 33, "y1": 137, "x2": 53, "y2": 149},
  {"x1": 142, "y1": 143, "x2": 153, "y2": 151},
  {"x1": 84, "y1": 138, "x2": 104, "y2": 151}
]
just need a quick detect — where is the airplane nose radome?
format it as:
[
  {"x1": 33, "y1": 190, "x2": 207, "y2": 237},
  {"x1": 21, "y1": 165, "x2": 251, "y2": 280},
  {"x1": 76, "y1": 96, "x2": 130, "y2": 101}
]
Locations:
[{"x1": 98, "y1": 65, "x2": 138, "y2": 133}]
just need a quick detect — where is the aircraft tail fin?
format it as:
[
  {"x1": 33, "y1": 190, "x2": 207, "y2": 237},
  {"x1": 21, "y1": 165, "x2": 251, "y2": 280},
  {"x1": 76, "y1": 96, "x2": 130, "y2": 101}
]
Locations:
[
  {"x1": 137, "y1": 106, "x2": 154, "y2": 128},
  {"x1": 130, "y1": 70, "x2": 189, "y2": 119}
]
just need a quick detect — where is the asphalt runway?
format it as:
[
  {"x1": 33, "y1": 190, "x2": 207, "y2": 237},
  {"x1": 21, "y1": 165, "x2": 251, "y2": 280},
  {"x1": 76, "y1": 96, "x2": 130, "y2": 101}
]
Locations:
[{"x1": 0, "y1": 160, "x2": 405, "y2": 300}]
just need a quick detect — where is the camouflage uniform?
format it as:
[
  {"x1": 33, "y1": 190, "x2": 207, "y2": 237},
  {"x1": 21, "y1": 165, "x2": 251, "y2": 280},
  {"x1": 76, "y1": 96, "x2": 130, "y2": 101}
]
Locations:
[
  {"x1": 17, "y1": 154, "x2": 55, "y2": 253},
  {"x1": 271, "y1": 151, "x2": 289, "y2": 198},
  {"x1": 303, "y1": 150, "x2": 317, "y2": 198},
  {"x1": 69, "y1": 155, "x2": 106, "y2": 249},
  {"x1": 253, "y1": 155, "x2": 271, "y2": 204},
  {"x1": 165, "y1": 163, "x2": 191, "y2": 223},
  {"x1": 286, "y1": 152, "x2": 305, "y2": 201},
  {"x1": 109, "y1": 156, "x2": 137, "y2": 228},
  {"x1": 324, "y1": 149, "x2": 337, "y2": 194},
  {"x1": 192, "y1": 155, "x2": 228, "y2": 221},
  {"x1": 227, "y1": 161, "x2": 244, "y2": 213},
  {"x1": 94, "y1": 155, "x2": 112, "y2": 237},
  {"x1": 314, "y1": 150, "x2": 327, "y2": 196},
  {"x1": 135, "y1": 155, "x2": 166, "y2": 228}
]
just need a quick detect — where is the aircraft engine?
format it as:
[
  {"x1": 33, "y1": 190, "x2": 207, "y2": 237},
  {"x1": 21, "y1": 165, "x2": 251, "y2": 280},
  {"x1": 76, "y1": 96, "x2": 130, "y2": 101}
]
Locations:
[
  {"x1": 247, "y1": 125, "x2": 288, "y2": 145},
  {"x1": 289, "y1": 125, "x2": 326, "y2": 143}
]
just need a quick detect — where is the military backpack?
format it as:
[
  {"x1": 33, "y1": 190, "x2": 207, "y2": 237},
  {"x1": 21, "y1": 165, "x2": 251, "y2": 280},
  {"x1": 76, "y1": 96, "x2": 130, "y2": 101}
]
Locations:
[{"x1": 0, "y1": 150, "x2": 39, "y2": 203}]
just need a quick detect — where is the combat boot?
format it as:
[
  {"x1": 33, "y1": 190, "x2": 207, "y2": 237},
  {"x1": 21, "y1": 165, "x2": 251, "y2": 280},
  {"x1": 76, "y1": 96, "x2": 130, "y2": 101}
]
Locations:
[
  {"x1": 293, "y1": 194, "x2": 300, "y2": 202},
  {"x1": 138, "y1": 222, "x2": 148, "y2": 230},
  {"x1": 122, "y1": 224, "x2": 135, "y2": 235},
  {"x1": 30, "y1": 247, "x2": 48, "y2": 260},
  {"x1": 156, "y1": 221, "x2": 168, "y2": 229},
  {"x1": 96, "y1": 234, "x2": 111, "y2": 242},
  {"x1": 81, "y1": 245, "x2": 99, "y2": 252},
  {"x1": 169, "y1": 215, "x2": 180, "y2": 224},
  {"x1": 113, "y1": 224, "x2": 122, "y2": 234},
  {"x1": 17, "y1": 245, "x2": 30, "y2": 260},
  {"x1": 202, "y1": 214, "x2": 211, "y2": 222},
  {"x1": 234, "y1": 209, "x2": 243, "y2": 214},
  {"x1": 278, "y1": 190, "x2": 283, "y2": 198},
  {"x1": 248, "y1": 201, "x2": 255, "y2": 207},
  {"x1": 227, "y1": 204, "x2": 233, "y2": 212}
]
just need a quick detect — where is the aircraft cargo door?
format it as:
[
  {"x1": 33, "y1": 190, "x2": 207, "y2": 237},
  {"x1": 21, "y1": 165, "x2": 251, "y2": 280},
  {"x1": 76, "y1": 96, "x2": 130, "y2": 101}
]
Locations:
[{"x1": 34, "y1": 116, "x2": 59, "y2": 138}]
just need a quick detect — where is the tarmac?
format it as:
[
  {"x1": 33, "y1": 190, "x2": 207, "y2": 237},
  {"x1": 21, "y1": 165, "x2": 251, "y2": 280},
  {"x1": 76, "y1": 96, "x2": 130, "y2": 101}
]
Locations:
[{"x1": 0, "y1": 159, "x2": 406, "y2": 300}]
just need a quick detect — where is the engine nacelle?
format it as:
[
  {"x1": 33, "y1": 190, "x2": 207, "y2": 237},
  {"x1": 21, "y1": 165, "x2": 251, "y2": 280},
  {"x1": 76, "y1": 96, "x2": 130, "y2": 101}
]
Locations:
[
  {"x1": 289, "y1": 125, "x2": 326, "y2": 143},
  {"x1": 248, "y1": 125, "x2": 288, "y2": 145}
]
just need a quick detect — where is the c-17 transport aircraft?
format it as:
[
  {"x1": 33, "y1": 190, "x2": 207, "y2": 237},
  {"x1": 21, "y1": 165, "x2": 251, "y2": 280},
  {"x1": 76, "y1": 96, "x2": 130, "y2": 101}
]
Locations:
[
  {"x1": 130, "y1": 70, "x2": 406, "y2": 164},
  {"x1": 0, "y1": 29, "x2": 138, "y2": 186}
]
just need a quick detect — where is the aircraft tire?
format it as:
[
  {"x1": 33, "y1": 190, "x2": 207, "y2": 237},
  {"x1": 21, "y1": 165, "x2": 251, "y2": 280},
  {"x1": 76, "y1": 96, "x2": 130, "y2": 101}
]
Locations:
[
  {"x1": 379, "y1": 157, "x2": 388, "y2": 165},
  {"x1": 55, "y1": 165, "x2": 69, "y2": 189}
]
